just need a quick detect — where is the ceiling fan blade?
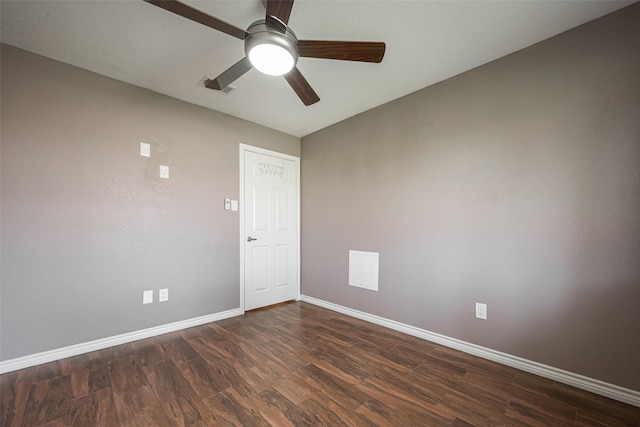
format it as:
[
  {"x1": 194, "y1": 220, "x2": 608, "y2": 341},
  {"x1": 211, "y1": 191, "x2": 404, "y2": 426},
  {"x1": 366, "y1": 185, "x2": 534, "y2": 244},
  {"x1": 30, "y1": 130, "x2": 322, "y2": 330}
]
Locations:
[
  {"x1": 298, "y1": 40, "x2": 386, "y2": 63},
  {"x1": 284, "y1": 67, "x2": 320, "y2": 106},
  {"x1": 265, "y1": 15, "x2": 287, "y2": 34},
  {"x1": 144, "y1": 0, "x2": 248, "y2": 40},
  {"x1": 266, "y1": 0, "x2": 294, "y2": 26},
  {"x1": 205, "y1": 57, "x2": 253, "y2": 90}
]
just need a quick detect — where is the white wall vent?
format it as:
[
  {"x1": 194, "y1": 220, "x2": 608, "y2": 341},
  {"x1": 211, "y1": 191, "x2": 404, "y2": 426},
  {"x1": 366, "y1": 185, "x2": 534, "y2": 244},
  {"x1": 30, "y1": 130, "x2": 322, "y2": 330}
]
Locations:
[{"x1": 348, "y1": 250, "x2": 379, "y2": 292}]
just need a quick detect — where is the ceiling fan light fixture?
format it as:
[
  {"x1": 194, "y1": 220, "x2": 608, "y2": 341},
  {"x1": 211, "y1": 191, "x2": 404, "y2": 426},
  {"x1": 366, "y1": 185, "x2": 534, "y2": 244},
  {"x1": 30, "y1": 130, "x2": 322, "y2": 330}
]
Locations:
[
  {"x1": 248, "y1": 43, "x2": 294, "y2": 76},
  {"x1": 245, "y1": 20, "x2": 298, "y2": 77}
]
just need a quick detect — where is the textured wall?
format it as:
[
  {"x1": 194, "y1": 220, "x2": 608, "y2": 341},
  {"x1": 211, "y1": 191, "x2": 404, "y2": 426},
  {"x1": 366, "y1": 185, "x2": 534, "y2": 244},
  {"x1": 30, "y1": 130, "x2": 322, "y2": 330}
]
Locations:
[
  {"x1": 0, "y1": 45, "x2": 299, "y2": 360},
  {"x1": 301, "y1": 5, "x2": 640, "y2": 390}
]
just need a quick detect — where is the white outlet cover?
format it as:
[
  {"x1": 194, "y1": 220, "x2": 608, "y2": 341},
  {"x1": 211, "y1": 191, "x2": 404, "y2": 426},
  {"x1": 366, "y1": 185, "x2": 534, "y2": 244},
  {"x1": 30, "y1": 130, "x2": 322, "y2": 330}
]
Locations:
[
  {"x1": 140, "y1": 142, "x2": 151, "y2": 157},
  {"x1": 159, "y1": 288, "x2": 168, "y2": 302},
  {"x1": 231, "y1": 200, "x2": 238, "y2": 211},
  {"x1": 159, "y1": 165, "x2": 170, "y2": 179},
  {"x1": 143, "y1": 290, "x2": 153, "y2": 304},
  {"x1": 475, "y1": 302, "x2": 487, "y2": 320}
]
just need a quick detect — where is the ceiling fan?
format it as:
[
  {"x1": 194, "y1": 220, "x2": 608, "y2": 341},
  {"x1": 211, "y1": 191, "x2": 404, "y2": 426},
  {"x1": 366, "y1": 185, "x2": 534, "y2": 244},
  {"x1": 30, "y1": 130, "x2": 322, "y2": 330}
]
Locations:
[{"x1": 144, "y1": 0, "x2": 386, "y2": 106}]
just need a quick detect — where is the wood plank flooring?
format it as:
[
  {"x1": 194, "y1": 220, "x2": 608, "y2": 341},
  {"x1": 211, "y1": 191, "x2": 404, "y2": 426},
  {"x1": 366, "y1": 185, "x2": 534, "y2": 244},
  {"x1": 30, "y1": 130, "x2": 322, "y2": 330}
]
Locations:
[{"x1": 1, "y1": 301, "x2": 639, "y2": 426}]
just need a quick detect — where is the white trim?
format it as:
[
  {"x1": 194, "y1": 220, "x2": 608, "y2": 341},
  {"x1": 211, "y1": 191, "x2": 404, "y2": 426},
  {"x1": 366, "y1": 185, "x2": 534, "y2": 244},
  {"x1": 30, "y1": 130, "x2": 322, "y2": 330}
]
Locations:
[
  {"x1": 0, "y1": 307, "x2": 243, "y2": 374},
  {"x1": 239, "y1": 144, "x2": 301, "y2": 311},
  {"x1": 239, "y1": 144, "x2": 247, "y2": 312},
  {"x1": 300, "y1": 295, "x2": 640, "y2": 408}
]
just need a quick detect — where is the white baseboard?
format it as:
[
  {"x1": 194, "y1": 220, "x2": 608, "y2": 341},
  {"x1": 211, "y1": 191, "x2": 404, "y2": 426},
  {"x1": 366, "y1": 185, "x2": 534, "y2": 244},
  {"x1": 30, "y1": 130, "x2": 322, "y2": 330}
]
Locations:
[
  {"x1": 301, "y1": 295, "x2": 640, "y2": 408},
  {"x1": 0, "y1": 307, "x2": 243, "y2": 374}
]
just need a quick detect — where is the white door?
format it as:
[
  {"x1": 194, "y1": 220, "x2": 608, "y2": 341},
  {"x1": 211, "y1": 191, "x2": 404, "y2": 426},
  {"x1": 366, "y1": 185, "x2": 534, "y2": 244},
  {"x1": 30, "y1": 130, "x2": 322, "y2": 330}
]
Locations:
[{"x1": 240, "y1": 145, "x2": 299, "y2": 311}]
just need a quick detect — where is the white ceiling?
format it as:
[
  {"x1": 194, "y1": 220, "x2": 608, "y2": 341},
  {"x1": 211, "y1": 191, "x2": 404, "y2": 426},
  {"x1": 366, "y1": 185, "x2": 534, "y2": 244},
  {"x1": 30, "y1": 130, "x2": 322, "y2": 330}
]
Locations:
[{"x1": 1, "y1": 0, "x2": 633, "y2": 137}]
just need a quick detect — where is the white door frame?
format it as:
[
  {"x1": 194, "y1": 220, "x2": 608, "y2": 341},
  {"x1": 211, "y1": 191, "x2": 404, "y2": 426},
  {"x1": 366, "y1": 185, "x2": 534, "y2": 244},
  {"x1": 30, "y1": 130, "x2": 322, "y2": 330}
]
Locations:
[{"x1": 239, "y1": 143, "x2": 300, "y2": 312}]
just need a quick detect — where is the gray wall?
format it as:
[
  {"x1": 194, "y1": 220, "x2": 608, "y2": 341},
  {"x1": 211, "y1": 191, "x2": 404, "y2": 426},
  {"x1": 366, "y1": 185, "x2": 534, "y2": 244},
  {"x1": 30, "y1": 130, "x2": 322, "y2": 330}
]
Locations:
[
  {"x1": 0, "y1": 44, "x2": 299, "y2": 360},
  {"x1": 301, "y1": 4, "x2": 640, "y2": 391}
]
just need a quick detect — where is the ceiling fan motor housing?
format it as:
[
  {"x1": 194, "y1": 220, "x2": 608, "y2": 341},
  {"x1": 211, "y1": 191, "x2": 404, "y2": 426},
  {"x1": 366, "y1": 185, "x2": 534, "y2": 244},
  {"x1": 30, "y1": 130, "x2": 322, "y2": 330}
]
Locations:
[{"x1": 245, "y1": 20, "x2": 299, "y2": 75}]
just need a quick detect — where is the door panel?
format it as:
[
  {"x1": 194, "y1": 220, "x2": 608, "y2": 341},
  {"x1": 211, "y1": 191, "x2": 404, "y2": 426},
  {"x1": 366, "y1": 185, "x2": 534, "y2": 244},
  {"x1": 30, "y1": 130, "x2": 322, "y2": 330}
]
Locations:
[
  {"x1": 276, "y1": 189, "x2": 290, "y2": 230},
  {"x1": 251, "y1": 246, "x2": 269, "y2": 292},
  {"x1": 275, "y1": 244, "x2": 290, "y2": 287},
  {"x1": 253, "y1": 186, "x2": 269, "y2": 231}
]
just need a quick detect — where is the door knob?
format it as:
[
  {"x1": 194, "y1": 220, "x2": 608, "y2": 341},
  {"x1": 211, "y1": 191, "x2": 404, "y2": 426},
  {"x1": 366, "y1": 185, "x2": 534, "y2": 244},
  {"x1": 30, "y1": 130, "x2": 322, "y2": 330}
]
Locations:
[{"x1": 247, "y1": 236, "x2": 258, "y2": 242}]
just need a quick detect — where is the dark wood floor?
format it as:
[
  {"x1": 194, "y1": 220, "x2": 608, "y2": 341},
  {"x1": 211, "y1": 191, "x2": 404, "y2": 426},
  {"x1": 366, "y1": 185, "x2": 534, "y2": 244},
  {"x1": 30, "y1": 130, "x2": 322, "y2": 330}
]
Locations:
[{"x1": 1, "y1": 302, "x2": 639, "y2": 426}]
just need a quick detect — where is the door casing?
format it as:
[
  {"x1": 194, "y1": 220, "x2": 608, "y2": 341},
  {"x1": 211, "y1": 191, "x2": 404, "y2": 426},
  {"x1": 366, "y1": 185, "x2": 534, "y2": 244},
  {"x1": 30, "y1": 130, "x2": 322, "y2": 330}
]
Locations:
[{"x1": 239, "y1": 143, "x2": 301, "y2": 312}]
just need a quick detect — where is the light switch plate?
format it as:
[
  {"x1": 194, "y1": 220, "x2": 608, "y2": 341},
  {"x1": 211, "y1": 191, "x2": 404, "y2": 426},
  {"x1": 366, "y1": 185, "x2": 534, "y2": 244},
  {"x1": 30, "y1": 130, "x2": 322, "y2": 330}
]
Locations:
[
  {"x1": 140, "y1": 142, "x2": 151, "y2": 157},
  {"x1": 159, "y1": 288, "x2": 169, "y2": 302},
  {"x1": 231, "y1": 200, "x2": 238, "y2": 211},
  {"x1": 143, "y1": 290, "x2": 153, "y2": 304},
  {"x1": 159, "y1": 165, "x2": 170, "y2": 179}
]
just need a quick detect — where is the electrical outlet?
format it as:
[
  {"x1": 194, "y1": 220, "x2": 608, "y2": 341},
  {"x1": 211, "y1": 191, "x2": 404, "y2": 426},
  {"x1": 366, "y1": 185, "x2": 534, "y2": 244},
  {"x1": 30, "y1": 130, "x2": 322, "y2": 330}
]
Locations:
[
  {"x1": 224, "y1": 199, "x2": 231, "y2": 210},
  {"x1": 143, "y1": 290, "x2": 153, "y2": 304},
  {"x1": 159, "y1": 288, "x2": 169, "y2": 302},
  {"x1": 159, "y1": 165, "x2": 170, "y2": 179},
  {"x1": 140, "y1": 142, "x2": 151, "y2": 157},
  {"x1": 475, "y1": 302, "x2": 487, "y2": 320}
]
